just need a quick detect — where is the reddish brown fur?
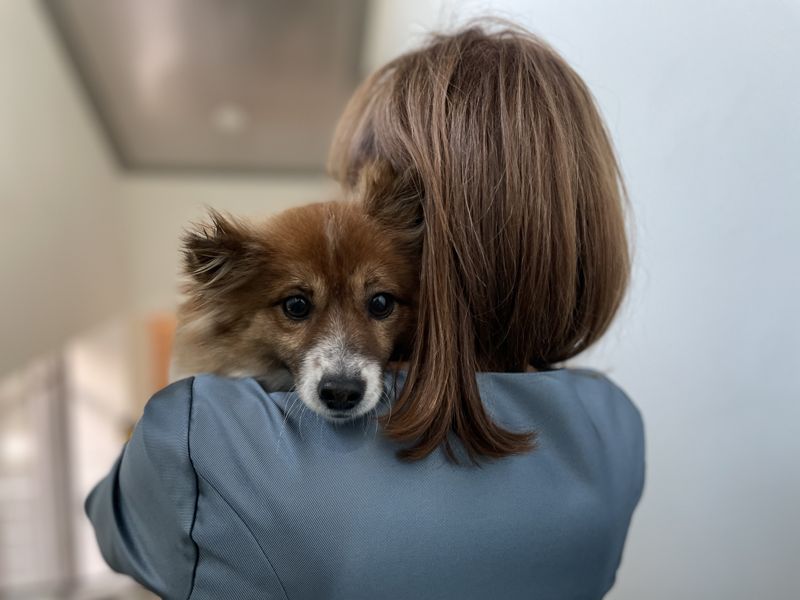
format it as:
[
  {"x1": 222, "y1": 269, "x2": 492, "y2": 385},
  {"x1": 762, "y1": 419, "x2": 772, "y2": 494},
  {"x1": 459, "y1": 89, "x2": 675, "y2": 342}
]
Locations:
[{"x1": 173, "y1": 192, "x2": 421, "y2": 390}]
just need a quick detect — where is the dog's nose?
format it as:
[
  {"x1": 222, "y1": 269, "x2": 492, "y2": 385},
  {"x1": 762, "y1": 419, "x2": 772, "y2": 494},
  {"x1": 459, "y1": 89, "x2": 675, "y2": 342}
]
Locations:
[{"x1": 318, "y1": 376, "x2": 365, "y2": 411}]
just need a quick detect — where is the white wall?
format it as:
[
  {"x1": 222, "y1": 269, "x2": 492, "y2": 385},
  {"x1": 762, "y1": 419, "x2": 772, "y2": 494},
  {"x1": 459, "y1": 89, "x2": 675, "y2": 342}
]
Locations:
[
  {"x1": 367, "y1": 1, "x2": 800, "y2": 598},
  {"x1": 0, "y1": 2, "x2": 127, "y2": 376}
]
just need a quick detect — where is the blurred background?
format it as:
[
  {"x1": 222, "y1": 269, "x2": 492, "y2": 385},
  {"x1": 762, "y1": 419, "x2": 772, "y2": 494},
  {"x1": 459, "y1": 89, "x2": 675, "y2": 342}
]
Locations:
[{"x1": 1, "y1": 0, "x2": 798, "y2": 598}]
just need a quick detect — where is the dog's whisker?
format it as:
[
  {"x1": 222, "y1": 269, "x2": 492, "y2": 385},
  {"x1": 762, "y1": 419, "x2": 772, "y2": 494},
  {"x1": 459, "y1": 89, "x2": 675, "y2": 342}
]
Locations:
[
  {"x1": 379, "y1": 388, "x2": 394, "y2": 427},
  {"x1": 368, "y1": 406, "x2": 380, "y2": 439},
  {"x1": 270, "y1": 382, "x2": 299, "y2": 451},
  {"x1": 361, "y1": 408, "x2": 373, "y2": 435},
  {"x1": 278, "y1": 391, "x2": 299, "y2": 443},
  {"x1": 297, "y1": 402, "x2": 309, "y2": 442},
  {"x1": 286, "y1": 392, "x2": 301, "y2": 418}
]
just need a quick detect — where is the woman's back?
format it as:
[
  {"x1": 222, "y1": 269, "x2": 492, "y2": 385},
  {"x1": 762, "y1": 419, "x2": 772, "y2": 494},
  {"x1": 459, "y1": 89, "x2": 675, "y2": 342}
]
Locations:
[
  {"x1": 88, "y1": 24, "x2": 644, "y2": 599},
  {"x1": 87, "y1": 370, "x2": 644, "y2": 599}
]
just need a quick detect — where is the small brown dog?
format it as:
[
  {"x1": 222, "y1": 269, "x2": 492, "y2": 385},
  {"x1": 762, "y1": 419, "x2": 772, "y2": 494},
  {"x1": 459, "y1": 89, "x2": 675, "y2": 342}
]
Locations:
[{"x1": 171, "y1": 166, "x2": 421, "y2": 421}]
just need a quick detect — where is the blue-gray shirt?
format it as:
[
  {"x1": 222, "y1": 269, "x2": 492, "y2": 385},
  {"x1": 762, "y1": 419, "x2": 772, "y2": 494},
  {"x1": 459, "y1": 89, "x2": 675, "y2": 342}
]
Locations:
[{"x1": 86, "y1": 369, "x2": 644, "y2": 599}]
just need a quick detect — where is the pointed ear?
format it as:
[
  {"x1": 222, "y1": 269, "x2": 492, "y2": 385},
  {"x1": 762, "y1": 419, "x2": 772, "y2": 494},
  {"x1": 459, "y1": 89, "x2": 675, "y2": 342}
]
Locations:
[
  {"x1": 357, "y1": 160, "x2": 424, "y2": 237},
  {"x1": 182, "y1": 209, "x2": 263, "y2": 291}
]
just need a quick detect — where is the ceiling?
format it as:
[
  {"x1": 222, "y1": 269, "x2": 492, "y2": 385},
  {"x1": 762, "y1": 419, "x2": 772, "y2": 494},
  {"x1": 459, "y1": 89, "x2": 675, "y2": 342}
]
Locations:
[{"x1": 43, "y1": 0, "x2": 368, "y2": 173}]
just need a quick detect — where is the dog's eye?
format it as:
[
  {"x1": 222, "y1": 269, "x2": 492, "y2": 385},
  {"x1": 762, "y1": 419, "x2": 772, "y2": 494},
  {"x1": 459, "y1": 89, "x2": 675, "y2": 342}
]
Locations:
[
  {"x1": 368, "y1": 293, "x2": 395, "y2": 319},
  {"x1": 282, "y1": 296, "x2": 312, "y2": 320}
]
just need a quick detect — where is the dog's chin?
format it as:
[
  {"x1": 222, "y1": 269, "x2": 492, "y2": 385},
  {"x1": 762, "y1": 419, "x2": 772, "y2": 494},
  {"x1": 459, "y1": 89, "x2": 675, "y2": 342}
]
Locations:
[
  {"x1": 298, "y1": 393, "x2": 382, "y2": 422},
  {"x1": 322, "y1": 408, "x2": 361, "y2": 422}
]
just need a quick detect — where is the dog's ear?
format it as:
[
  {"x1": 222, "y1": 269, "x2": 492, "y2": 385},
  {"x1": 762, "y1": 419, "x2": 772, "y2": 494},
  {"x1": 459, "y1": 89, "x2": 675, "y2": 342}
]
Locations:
[
  {"x1": 182, "y1": 209, "x2": 263, "y2": 292},
  {"x1": 357, "y1": 161, "x2": 424, "y2": 238}
]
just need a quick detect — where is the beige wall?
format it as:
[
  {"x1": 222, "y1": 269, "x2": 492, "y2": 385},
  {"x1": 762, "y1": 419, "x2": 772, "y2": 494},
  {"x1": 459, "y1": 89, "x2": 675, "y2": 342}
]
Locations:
[
  {"x1": 0, "y1": 0, "x2": 441, "y2": 376},
  {"x1": 114, "y1": 0, "x2": 448, "y2": 315},
  {"x1": 0, "y1": 2, "x2": 126, "y2": 376},
  {"x1": 118, "y1": 175, "x2": 336, "y2": 313},
  {"x1": 0, "y1": 2, "x2": 337, "y2": 375}
]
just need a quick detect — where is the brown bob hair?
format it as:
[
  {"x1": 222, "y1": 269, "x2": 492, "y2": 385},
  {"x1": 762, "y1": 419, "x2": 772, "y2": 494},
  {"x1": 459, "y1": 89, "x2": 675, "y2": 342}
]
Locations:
[{"x1": 330, "y1": 23, "x2": 630, "y2": 463}]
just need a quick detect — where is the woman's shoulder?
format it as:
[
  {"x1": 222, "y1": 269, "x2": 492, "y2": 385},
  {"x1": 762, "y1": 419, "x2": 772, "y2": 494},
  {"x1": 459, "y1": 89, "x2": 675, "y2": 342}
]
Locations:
[
  {"x1": 476, "y1": 367, "x2": 642, "y2": 431},
  {"x1": 144, "y1": 374, "x2": 283, "y2": 425},
  {"x1": 108, "y1": 370, "x2": 643, "y2": 599},
  {"x1": 147, "y1": 370, "x2": 644, "y2": 490},
  {"x1": 150, "y1": 373, "x2": 268, "y2": 405},
  {"x1": 155, "y1": 370, "x2": 643, "y2": 446},
  {"x1": 559, "y1": 368, "x2": 645, "y2": 476},
  {"x1": 559, "y1": 368, "x2": 644, "y2": 438},
  {"x1": 477, "y1": 368, "x2": 645, "y2": 500},
  {"x1": 152, "y1": 370, "x2": 642, "y2": 440}
]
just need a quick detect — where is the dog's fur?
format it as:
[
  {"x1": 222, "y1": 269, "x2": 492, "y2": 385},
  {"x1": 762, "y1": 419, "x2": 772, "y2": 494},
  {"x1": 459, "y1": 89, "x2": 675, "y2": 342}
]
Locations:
[{"x1": 171, "y1": 167, "x2": 421, "y2": 421}]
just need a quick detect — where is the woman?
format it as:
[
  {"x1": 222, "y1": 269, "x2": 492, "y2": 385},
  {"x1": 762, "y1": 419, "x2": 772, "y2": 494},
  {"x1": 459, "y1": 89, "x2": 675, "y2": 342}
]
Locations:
[{"x1": 87, "y1": 23, "x2": 644, "y2": 599}]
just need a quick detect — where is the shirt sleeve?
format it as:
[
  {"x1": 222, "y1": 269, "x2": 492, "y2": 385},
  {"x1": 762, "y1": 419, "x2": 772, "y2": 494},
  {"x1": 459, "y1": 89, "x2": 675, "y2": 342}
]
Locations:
[
  {"x1": 613, "y1": 384, "x2": 646, "y2": 514},
  {"x1": 85, "y1": 377, "x2": 199, "y2": 600},
  {"x1": 574, "y1": 372, "x2": 646, "y2": 595},
  {"x1": 573, "y1": 370, "x2": 646, "y2": 511}
]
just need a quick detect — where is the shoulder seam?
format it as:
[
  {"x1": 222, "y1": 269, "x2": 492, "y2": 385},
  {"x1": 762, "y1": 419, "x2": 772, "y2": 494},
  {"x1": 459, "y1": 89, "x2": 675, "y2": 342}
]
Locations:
[
  {"x1": 195, "y1": 471, "x2": 291, "y2": 600},
  {"x1": 183, "y1": 378, "x2": 290, "y2": 600},
  {"x1": 185, "y1": 377, "x2": 201, "y2": 600}
]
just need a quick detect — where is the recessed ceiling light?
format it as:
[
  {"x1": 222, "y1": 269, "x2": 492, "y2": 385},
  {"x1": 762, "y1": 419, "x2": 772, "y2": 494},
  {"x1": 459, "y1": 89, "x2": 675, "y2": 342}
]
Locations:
[{"x1": 211, "y1": 103, "x2": 250, "y2": 135}]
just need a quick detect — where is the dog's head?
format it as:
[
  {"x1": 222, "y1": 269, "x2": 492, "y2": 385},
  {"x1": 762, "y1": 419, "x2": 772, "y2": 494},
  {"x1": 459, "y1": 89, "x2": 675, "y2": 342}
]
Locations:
[{"x1": 174, "y1": 167, "x2": 422, "y2": 420}]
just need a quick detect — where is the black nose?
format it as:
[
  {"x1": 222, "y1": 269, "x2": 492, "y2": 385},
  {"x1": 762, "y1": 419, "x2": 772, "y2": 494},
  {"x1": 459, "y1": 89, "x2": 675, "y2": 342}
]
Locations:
[{"x1": 318, "y1": 376, "x2": 365, "y2": 411}]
